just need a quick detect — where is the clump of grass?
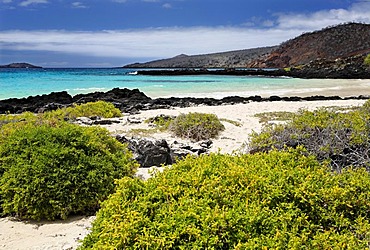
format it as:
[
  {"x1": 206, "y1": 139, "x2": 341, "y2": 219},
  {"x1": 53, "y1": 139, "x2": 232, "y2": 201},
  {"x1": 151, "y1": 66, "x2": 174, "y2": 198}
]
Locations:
[
  {"x1": 126, "y1": 128, "x2": 159, "y2": 137},
  {"x1": 254, "y1": 111, "x2": 296, "y2": 124},
  {"x1": 169, "y1": 112, "x2": 225, "y2": 141},
  {"x1": 320, "y1": 106, "x2": 360, "y2": 113},
  {"x1": 145, "y1": 115, "x2": 175, "y2": 132},
  {"x1": 219, "y1": 118, "x2": 242, "y2": 127}
]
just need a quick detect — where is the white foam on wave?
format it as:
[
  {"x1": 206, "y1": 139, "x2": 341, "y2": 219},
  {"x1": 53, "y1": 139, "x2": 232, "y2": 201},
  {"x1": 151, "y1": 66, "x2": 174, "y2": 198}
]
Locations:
[
  {"x1": 73, "y1": 87, "x2": 107, "y2": 91},
  {"x1": 147, "y1": 84, "x2": 361, "y2": 99}
]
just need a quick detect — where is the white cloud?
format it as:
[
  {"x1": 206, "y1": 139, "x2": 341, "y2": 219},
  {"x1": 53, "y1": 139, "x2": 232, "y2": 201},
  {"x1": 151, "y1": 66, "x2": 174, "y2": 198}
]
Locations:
[
  {"x1": 275, "y1": 1, "x2": 370, "y2": 31},
  {"x1": 1, "y1": 1, "x2": 369, "y2": 62},
  {"x1": 162, "y1": 3, "x2": 171, "y2": 9},
  {"x1": 19, "y1": 0, "x2": 48, "y2": 7},
  {"x1": 0, "y1": 28, "x2": 300, "y2": 59},
  {"x1": 2, "y1": 0, "x2": 13, "y2": 3},
  {"x1": 72, "y1": 2, "x2": 87, "y2": 8}
]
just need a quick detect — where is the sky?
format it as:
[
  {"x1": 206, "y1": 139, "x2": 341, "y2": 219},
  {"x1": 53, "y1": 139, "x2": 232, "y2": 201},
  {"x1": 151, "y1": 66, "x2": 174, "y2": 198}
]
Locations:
[{"x1": 1, "y1": 0, "x2": 370, "y2": 67}]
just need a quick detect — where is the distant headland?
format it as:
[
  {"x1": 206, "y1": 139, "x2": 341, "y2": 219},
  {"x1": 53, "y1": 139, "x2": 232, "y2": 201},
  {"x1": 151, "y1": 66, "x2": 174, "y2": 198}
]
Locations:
[
  {"x1": 0, "y1": 63, "x2": 42, "y2": 69},
  {"x1": 124, "y1": 23, "x2": 370, "y2": 79}
]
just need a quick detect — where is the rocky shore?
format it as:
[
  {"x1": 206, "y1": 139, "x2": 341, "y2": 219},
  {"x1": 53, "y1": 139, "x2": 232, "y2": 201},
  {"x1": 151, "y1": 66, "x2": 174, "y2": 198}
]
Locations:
[
  {"x1": 1, "y1": 88, "x2": 369, "y2": 115},
  {"x1": 136, "y1": 53, "x2": 370, "y2": 79}
]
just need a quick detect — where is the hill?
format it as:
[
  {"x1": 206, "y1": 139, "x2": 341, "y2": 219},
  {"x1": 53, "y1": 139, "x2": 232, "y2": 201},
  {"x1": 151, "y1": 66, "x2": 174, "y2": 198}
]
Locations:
[
  {"x1": 249, "y1": 22, "x2": 370, "y2": 68},
  {"x1": 124, "y1": 23, "x2": 370, "y2": 69},
  {"x1": 0, "y1": 63, "x2": 42, "y2": 69},
  {"x1": 123, "y1": 46, "x2": 277, "y2": 68}
]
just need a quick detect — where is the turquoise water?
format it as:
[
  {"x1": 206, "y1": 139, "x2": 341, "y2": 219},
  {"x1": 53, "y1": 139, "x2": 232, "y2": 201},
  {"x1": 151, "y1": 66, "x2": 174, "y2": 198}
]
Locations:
[{"x1": 1, "y1": 68, "x2": 369, "y2": 100}]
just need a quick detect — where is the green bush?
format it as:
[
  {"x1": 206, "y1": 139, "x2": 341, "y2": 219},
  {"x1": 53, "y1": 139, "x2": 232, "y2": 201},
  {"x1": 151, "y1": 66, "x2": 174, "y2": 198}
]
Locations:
[
  {"x1": 145, "y1": 114, "x2": 175, "y2": 131},
  {"x1": 0, "y1": 112, "x2": 38, "y2": 128},
  {"x1": 0, "y1": 121, "x2": 138, "y2": 220},
  {"x1": 81, "y1": 149, "x2": 370, "y2": 249},
  {"x1": 364, "y1": 54, "x2": 370, "y2": 66},
  {"x1": 42, "y1": 101, "x2": 122, "y2": 120},
  {"x1": 169, "y1": 112, "x2": 225, "y2": 141},
  {"x1": 249, "y1": 101, "x2": 370, "y2": 171},
  {"x1": 0, "y1": 101, "x2": 122, "y2": 128}
]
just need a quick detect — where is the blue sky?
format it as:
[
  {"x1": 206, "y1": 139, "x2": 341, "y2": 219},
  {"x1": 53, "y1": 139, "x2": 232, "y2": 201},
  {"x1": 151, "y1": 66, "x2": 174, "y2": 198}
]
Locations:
[{"x1": 1, "y1": 0, "x2": 370, "y2": 67}]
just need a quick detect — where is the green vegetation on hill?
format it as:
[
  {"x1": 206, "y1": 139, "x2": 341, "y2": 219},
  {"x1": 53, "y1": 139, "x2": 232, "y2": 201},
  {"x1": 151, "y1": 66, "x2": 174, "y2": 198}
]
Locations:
[{"x1": 81, "y1": 149, "x2": 370, "y2": 249}]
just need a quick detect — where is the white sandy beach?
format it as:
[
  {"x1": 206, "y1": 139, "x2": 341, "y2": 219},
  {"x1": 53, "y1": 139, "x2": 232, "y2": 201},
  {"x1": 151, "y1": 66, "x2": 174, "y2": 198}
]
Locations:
[{"x1": 0, "y1": 99, "x2": 367, "y2": 250}]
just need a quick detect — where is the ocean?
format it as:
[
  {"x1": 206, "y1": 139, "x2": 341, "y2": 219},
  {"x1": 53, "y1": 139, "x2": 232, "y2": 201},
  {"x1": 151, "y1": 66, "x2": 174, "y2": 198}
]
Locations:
[{"x1": 1, "y1": 68, "x2": 370, "y2": 100}]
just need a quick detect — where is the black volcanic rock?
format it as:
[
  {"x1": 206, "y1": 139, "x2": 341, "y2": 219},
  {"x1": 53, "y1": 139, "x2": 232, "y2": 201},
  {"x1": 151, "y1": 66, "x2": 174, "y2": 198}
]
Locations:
[
  {"x1": 73, "y1": 88, "x2": 151, "y2": 103},
  {"x1": 0, "y1": 91, "x2": 73, "y2": 114},
  {"x1": 0, "y1": 88, "x2": 151, "y2": 114},
  {"x1": 0, "y1": 63, "x2": 42, "y2": 69},
  {"x1": 72, "y1": 88, "x2": 152, "y2": 113},
  {"x1": 136, "y1": 68, "x2": 287, "y2": 77},
  {"x1": 286, "y1": 54, "x2": 370, "y2": 79},
  {"x1": 0, "y1": 88, "x2": 368, "y2": 115},
  {"x1": 135, "y1": 54, "x2": 370, "y2": 79}
]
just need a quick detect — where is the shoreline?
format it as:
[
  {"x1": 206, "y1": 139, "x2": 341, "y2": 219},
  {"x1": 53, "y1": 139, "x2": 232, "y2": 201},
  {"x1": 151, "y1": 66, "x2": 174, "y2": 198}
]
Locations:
[
  {"x1": 0, "y1": 87, "x2": 369, "y2": 115},
  {"x1": 135, "y1": 67, "x2": 370, "y2": 79}
]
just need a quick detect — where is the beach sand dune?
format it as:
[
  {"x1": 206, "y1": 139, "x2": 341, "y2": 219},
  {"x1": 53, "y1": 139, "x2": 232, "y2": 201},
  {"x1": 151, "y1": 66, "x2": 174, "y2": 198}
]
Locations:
[{"x1": 0, "y1": 99, "x2": 367, "y2": 250}]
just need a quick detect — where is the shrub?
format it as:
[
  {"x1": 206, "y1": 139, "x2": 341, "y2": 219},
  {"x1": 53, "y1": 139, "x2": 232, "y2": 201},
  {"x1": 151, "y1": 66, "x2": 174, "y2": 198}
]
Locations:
[
  {"x1": 364, "y1": 54, "x2": 370, "y2": 66},
  {"x1": 0, "y1": 112, "x2": 38, "y2": 128},
  {"x1": 81, "y1": 149, "x2": 370, "y2": 249},
  {"x1": 168, "y1": 112, "x2": 225, "y2": 141},
  {"x1": 249, "y1": 101, "x2": 370, "y2": 172},
  {"x1": 145, "y1": 114, "x2": 175, "y2": 131},
  {"x1": 42, "y1": 101, "x2": 122, "y2": 120},
  {"x1": 254, "y1": 111, "x2": 296, "y2": 124},
  {"x1": 0, "y1": 121, "x2": 138, "y2": 220}
]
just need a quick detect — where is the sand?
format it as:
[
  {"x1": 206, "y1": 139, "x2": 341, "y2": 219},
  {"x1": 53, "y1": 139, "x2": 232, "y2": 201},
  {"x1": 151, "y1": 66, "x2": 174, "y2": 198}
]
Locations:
[{"x1": 0, "y1": 99, "x2": 367, "y2": 250}]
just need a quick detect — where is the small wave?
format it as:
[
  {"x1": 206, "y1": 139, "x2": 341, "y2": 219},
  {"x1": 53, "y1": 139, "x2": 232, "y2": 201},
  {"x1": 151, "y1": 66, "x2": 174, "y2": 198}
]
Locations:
[
  {"x1": 128, "y1": 71, "x2": 138, "y2": 75},
  {"x1": 70, "y1": 87, "x2": 107, "y2": 91}
]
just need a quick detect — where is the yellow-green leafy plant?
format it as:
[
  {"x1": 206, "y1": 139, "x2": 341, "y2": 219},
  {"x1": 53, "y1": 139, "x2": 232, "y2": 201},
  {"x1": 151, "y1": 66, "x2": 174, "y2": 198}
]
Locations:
[
  {"x1": 254, "y1": 111, "x2": 296, "y2": 124},
  {"x1": 0, "y1": 112, "x2": 38, "y2": 128},
  {"x1": 145, "y1": 115, "x2": 175, "y2": 131},
  {"x1": 80, "y1": 149, "x2": 370, "y2": 249},
  {"x1": 364, "y1": 54, "x2": 370, "y2": 66},
  {"x1": 0, "y1": 121, "x2": 138, "y2": 220},
  {"x1": 249, "y1": 101, "x2": 370, "y2": 171},
  {"x1": 169, "y1": 112, "x2": 225, "y2": 141},
  {"x1": 42, "y1": 101, "x2": 122, "y2": 120}
]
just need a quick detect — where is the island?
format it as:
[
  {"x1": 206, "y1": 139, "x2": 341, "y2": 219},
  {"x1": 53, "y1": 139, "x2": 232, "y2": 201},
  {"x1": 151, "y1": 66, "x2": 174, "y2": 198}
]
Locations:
[{"x1": 0, "y1": 62, "x2": 42, "y2": 69}]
